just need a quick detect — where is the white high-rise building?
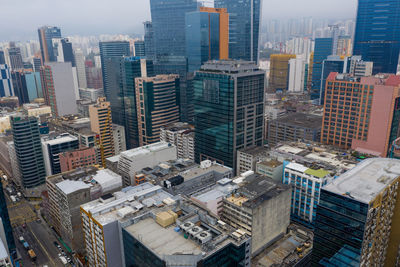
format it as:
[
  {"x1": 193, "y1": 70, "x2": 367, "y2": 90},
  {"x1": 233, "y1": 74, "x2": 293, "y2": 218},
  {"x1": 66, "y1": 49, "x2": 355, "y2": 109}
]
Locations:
[
  {"x1": 288, "y1": 55, "x2": 306, "y2": 92},
  {"x1": 74, "y1": 49, "x2": 87, "y2": 88}
]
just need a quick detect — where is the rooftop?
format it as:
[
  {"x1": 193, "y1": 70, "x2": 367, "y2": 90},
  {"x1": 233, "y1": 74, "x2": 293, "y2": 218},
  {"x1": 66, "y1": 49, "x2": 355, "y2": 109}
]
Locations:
[
  {"x1": 272, "y1": 112, "x2": 322, "y2": 129},
  {"x1": 161, "y1": 122, "x2": 194, "y2": 132},
  {"x1": 199, "y1": 60, "x2": 263, "y2": 74},
  {"x1": 258, "y1": 159, "x2": 282, "y2": 168},
  {"x1": 238, "y1": 146, "x2": 269, "y2": 157},
  {"x1": 42, "y1": 133, "x2": 78, "y2": 145},
  {"x1": 56, "y1": 180, "x2": 91, "y2": 195},
  {"x1": 324, "y1": 158, "x2": 400, "y2": 203},
  {"x1": 120, "y1": 141, "x2": 174, "y2": 158}
]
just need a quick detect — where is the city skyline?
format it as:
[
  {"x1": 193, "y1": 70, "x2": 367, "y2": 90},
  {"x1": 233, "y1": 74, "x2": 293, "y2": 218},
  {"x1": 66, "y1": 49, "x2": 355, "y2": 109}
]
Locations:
[{"x1": 2, "y1": 0, "x2": 357, "y2": 41}]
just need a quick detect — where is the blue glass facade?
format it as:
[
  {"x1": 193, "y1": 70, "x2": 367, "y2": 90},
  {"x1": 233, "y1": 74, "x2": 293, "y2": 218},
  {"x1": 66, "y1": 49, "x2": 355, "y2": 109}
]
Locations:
[
  {"x1": 25, "y1": 72, "x2": 43, "y2": 101},
  {"x1": 353, "y1": 0, "x2": 400, "y2": 74},
  {"x1": 44, "y1": 138, "x2": 79, "y2": 175},
  {"x1": 186, "y1": 11, "x2": 221, "y2": 72},
  {"x1": 311, "y1": 189, "x2": 367, "y2": 265},
  {"x1": 215, "y1": 0, "x2": 261, "y2": 62},
  {"x1": 11, "y1": 116, "x2": 46, "y2": 188},
  {"x1": 194, "y1": 61, "x2": 264, "y2": 170},
  {"x1": 0, "y1": 182, "x2": 15, "y2": 256},
  {"x1": 311, "y1": 38, "x2": 333, "y2": 102},
  {"x1": 121, "y1": 57, "x2": 154, "y2": 149},
  {"x1": 144, "y1": 21, "x2": 155, "y2": 60},
  {"x1": 11, "y1": 71, "x2": 29, "y2": 105},
  {"x1": 37, "y1": 26, "x2": 62, "y2": 62},
  {"x1": 99, "y1": 41, "x2": 130, "y2": 126}
]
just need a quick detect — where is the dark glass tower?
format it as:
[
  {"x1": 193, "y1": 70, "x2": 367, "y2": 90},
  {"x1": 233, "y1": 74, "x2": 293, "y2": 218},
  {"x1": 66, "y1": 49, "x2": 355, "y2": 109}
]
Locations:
[
  {"x1": 99, "y1": 41, "x2": 130, "y2": 126},
  {"x1": 310, "y1": 38, "x2": 333, "y2": 102},
  {"x1": 144, "y1": 21, "x2": 155, "y2": 60},
  {"x1": 215, "y1": 0, "x2": 261, "y2": 62},
  {"x1": 11, "y1": 71, "x2": 30, "y2": 105},
  {"x1": 61, "y1": 38, "x2": 75, "y2": 67},
  {"x1": 121, "y1": 57, "x2": 154, "y2": 149},
  {"x1": 0, "y1": 182, "x2": 15, "y2": 256},
  {"x1": 11, "y1": 116, "x2": 46, "y2": 188},
  {"x1": 37, "y1": 26, "x2": 62, "y2": 63},
  {"x1": 194, "y1": 61, "x2": 264, "y2": 171},
  {"x1": 353, "y1": 0, "x2": 400, "y2": 74},
  {"x1": 0, "y1": 51, "x2": 5, "y2": 64},
  {"x1": 8, "y1": 43, "x2": 24, "y2": 70},
  {"x1": 134, "y1": 41, "x2": 145, "y2": 57}
]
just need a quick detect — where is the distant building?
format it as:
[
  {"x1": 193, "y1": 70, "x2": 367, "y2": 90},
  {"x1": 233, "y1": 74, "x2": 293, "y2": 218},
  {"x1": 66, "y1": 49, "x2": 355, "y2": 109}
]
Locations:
[
  {"x1": 160, "y1": 122, "x2": 194, "y2": 160},
  {"x1": 37, "y1": 26, "x2": 62, "y2": 63},
  {"x1": 85, "y1": 60, "x2": 102, "y2": 89},
  {"x1": 312, "y1": 158, "x2": 400, "y2": 266},
  {"x1": 143, "y1": 21, "x2": 155, "y2": 60},
  {"x1": 41, "y1": 133, "x2": 79, "y2": 176},
  {"x1": 47, "y1": 166, "x2": 122, "y2": 253},
  {"x1": 268, "y1": 113, "x2": 322, "y2": 147},
  {"x1": 59, "y1": 147, "x2": 97, "y2": 172},
  {"x1": 135, "y1": 75, "x2": 180, "y2": 146},
  {"x1": 288, "y1": 55, "x2": 307, "y2": 93},
  {"x1": 117, "y1": 141, "x2": 177, "y2": 187},
  {"x1": 40, "y1": 62, "x2": 78, "y2": 116},
  {"x1": 322, "y1": 73, "x2": 400, "y2": 157},
  {"x1": 0, "y1": 64, "x2": 14, "y2": 97},
  {"x1": 268, "y1": 54, "x2": 296, "y2": 92},
  {"x1": 79, "y1": 88, "x2": 104, "y2": 102},
  {"x1": 236, "y1": 146, "x2": 269, "y2": 175},
  {"x1": 7, "y1": 43, "x2": 23, "y2": 70},
  {"x1": 133, "y1": 40, "x2": 145, "y2": 57},
  {"x1": 89, "y1": 97, "x2": 114, "y2": 166},
  {"x1": 194, "y1": 60, "x2": 265, "y2": 172},
  {"x1": 310, "y1": 38, "x2": 333, "y2": 102},
  {"x1": 221, "y1": 173, "x2": 291, "y2": 255}
]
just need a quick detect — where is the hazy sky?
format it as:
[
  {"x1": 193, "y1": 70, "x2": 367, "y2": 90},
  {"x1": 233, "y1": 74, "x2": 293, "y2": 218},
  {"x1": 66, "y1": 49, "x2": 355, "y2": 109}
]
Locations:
[{"x1": 1, "y1": 0, "x2": 357, "y2": 41}]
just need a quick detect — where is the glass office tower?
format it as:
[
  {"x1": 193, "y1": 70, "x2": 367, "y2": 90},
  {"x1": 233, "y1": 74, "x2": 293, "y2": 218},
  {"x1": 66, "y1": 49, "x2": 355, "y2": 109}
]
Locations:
[
  {"x1": 121, "y1": 57, "x2": 154, "y2": 149},
  {"x1": 310, "y1": 38, "x2": 333, "y2": 102},
  {"x1": 0, "y1": 182, "x2": 15, "y2": 257},
  {"x1": 99, "y1": 41, "x2": 130, "y2": 126},
  {"x1": 215, "y1": 0, "x2": 261, "y2": 62},
  {"x1": 353, "y1": 0, "x2": 400, "y2": 74},
  {"x1": 194, "y1": 61, "x2": 264, "y2": 171},
  {"x1": 37, "y1": 26, "x2": 62, "y2": 63}
]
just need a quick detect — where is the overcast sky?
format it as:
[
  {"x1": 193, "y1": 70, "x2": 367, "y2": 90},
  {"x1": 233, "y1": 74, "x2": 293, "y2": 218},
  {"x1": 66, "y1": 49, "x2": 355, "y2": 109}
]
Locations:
[{"x1": 1, "y1": 0, "x2": 357, "y2": 41}]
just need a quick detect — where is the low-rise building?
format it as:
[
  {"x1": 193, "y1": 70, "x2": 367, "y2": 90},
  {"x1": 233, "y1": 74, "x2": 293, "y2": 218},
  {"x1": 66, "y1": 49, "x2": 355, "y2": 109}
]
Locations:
[
  {"x1": 160, "y1": 122, "x2": 195, "y2": 160},
  {"x1": 221, "y1": 173, "x2": 292, "y2": 256},
  {"x1": 237, "y1": 146, "x2": 269, "y2": 175},
  {"x1": 59, "y1": 147, "x2": 97, "y2": 172},
  {"x1": 268, "y1": 113, "x2": 322, "y2": 147},
  {"x1": 46, "y1": 166, "x2": 122, "y2": 253},
  {"x1": 255, "y1": 159, "x2": 283, "y2": 182}
]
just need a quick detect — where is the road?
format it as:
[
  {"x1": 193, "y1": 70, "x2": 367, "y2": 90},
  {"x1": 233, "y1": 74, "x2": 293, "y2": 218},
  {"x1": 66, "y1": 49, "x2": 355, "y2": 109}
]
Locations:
[{"x1": 4, "y1": 184, "x2": 66, "y2": 267}]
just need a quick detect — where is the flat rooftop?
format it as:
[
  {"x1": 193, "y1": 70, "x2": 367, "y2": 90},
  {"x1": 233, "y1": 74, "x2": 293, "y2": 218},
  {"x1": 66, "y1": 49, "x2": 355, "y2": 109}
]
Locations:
[
  {"x1": 120, "y1": 141, "x2": 173, "y2": 158},
  {"x1": 125, "y1": 217, "x2": 202, "y2": 256},
  {"x1": 179, "y1": 163, "x2": 232, "y2": 180},
  {"x1": 238, "y1": 146, "x2": 269, "y2": 156},
  {"x1": 272, "y1": 112, "x2": 322, "y2": 129},
  {"x1": 323, "y1": 158, "x2": 400, "y2": 203},
  {"x1": 258, "y1": 159, "x2": 282, "y2": 168}
]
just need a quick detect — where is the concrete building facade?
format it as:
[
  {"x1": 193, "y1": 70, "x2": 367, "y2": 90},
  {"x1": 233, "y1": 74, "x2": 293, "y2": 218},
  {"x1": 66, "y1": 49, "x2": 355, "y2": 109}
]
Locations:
[{"x1": 160, "y1": 122, "x2": 194, "y2": 160}]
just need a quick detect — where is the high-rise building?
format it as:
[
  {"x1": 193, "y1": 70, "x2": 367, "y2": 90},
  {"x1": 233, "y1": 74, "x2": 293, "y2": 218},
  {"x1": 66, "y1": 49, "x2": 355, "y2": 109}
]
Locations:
[
  {"x1": 12, "y1": 71, "x2": 43, "y2": 104},
  {"x1": 185, "y1": 7, "x2": 229, "y2": 72},
  {"x1": 310, "y1": 38, "x2": 333, "y2": 102},
  {"x1": 40, "y1": 62, "x2": 78, "y2": 116},
  {"x1": 288, "y1": 55, "x2": 306, "y2": 92},
  {"x1": 0, "y1": 182, "x2": 15, "y2": 258},
  {"x1": 0, "y1": 64, "x2": 14, "y2": 97},
  {"x1": 7, "y1": 43, "x2": 23, "y2": 70},
  {"x1": 33, "y1": 57, "x2": 42, "y2": 72},
  {"x1": 99, "y1": 41, "x2": 130, "y2": 126},
  {"x1": 194, "y1": 60, "x2": 264, "y2": 171},
  {"x1": 135, "y1": 75, "x2": 180, "y2": 146},
  {"x1": 121, "y1": 57, "x2": 154, "y2": 149},
  {"x1": 133, "y1": 40, "x2": 145, "y2": 57},
  {"x1": 52, "y1": 38, "x2": 75, "y2": 66},
  {"x1": 11, "y1": 116, "x2": 46, "y2": 189},
  {"x1": 322, "y1": 73, "x2": 400, "y2": 157},
  {"x1": 37, "y1": 26, "x2": 62, "y2": 63},
  {"x1": 41, "y1": 133, "x2": 79, "y2": 176},
  {"x1": 268, "y1": 54, "x2": 296, "y2": 92},
  {"x1": 319, "y1": 55, "x2": 349, "y2": 104},
  {"x1": 11, "y1": 71, "x2": 29, "y2": 104},
  {"x1": 112, "y1": 124, "x2": 126, "y2": 155},
  {"x1": 89, "y1": 97, "x2": 114, "y2": 166},
  {"x1": 0, "y1": 51, "x2": 5, "y2": 65},
  {"x1": 85, "y1": 60, "x2": 102, "y2": 89},
  {"x1": 337, "y1": 35, "x2": 352, "y2": 57},
  {"x1": 215, "y1": 0, "x2": 261, "y2": 62},
  {"x1": 312, "y1": 158, "x2": 400, "y2": 266},
  {"x1": 353, "y1": 0, "x2": 400, "y2": 74},
  {"x1": 74, "y1": 49, "x2": 87, "y2": 88},
  {"x1": 143, "y1": 21, "x2": 155, "y2": 60}
]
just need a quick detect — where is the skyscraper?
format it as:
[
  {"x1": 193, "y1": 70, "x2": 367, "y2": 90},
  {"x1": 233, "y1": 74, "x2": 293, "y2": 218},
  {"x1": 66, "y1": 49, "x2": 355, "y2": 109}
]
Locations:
[
  {"x1": 215, "y1": 0, "x2": 261, "y2": 62},
  {"x1": 135, "y1": 75, "x2": 180, "y2": 146},
  {"x1": 37, "y1": 26, "x2": 62, "y2": 63},
  {"x1": 74, "y1": 49, "x2": 87, "y2": 88},
  {"x1": 143, "y1": 21, "x2": 155, "y2": 60},
  {"x1": 321, "y1": 73, "x2": 400, "y2": 157},
  {"x1": 11, "y1": 116, "x2": 46, "y2": 189},
  {"x1": 40, "y1": 62, "x2": 78, "y2": 116},
  {"x1": 0, "y1": 64, "x2": 14, "y2": 97},
  {"x1": 319, "y1": 55, "x2": 349, "y2": 104},
  {"x1": 121, "y1": 57, "x2": 154, "y2": 149},
  {"x1": 310, "y1": 38, "x2": 333, "y2": 102},
  {"x1": 133, "y1": 41, "x2": 145, "y2": 57},
  {"x1": 89, "y1": 97, "x2": 114, "y2": 166},
  {"x1": 52, "y1": 38, "x2": 75, "y2": 66},
  {"x1": 0, "y1": 51, "x2": 5, "y2": 65},
  {"x1": 99, "y1": 41, "x2": 130, "y2": 125},
  {"x1": 268, "y1": 54, "x2": 296, "y2": 92},
  {"x1": 312, "y1": 158, "x2": 400, "y2": 266},
  {"x1": 194, "y1": 60, "x2": 264, "y2": 171},
  {"x1": 11, "y1": 71, "x2": 30, "y2": 104},
  {"x1": 7, "y1": 42, "x2": 24, "y2": 70},
  {"x1": 353, "y1": 0, "x2": 400, "y2": 74},
  {"x1": 185, "y1": 7, "x2": 229, "y2": 72}
]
